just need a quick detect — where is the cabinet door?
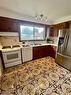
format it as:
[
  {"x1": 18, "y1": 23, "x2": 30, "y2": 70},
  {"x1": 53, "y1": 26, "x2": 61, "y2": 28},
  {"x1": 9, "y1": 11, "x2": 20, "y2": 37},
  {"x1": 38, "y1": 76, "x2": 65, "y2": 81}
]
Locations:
[
  {"x1": 33, "y1": 45, "x2": 56, "y2": 60},
  {"x1": 8, "y1": 20, "x2": 19, "y2": 32},
  {"x1": 33, "y1": 46, "x2": 49, "y2": 60},
  {"x1": 49, "y1": 27, "x2": 58, "y2": 37},
  {"x1": 0, "y1": 18, "x2": 10, "y2": 32},
  {"x1": 0, "y1": 17, "x2": 19, "y2": 32},
  {"x1": 33, "y1": 47, "x2": 39, "y2": 59}
]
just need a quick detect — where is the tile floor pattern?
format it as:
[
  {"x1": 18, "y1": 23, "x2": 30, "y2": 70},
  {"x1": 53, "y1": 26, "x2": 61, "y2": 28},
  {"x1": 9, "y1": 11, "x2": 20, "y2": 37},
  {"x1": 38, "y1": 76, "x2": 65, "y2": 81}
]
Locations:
[{"x1": 0, "y1": 56, "x2": 71, "y2": 95}]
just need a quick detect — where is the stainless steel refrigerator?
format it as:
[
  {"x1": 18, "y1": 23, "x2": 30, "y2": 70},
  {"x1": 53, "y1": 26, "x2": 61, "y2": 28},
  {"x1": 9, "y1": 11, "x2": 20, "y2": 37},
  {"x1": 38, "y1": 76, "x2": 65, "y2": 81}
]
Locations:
[{"x1": 56, "y1": 28, "x2": 71, "y2": 71}]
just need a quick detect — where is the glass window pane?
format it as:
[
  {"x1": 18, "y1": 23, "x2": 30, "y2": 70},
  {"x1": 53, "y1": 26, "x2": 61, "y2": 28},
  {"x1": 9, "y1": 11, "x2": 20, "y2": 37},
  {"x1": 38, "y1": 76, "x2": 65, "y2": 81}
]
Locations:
[
  {"x1": 20, "y1": 25, "x2": 34, "y2": 40},
  {"x1": 20, "y1": 25, "x2": 45, "y2": 41},
  {"x1": 34, "y1": 27, "x2": 45, "y2": 40}
]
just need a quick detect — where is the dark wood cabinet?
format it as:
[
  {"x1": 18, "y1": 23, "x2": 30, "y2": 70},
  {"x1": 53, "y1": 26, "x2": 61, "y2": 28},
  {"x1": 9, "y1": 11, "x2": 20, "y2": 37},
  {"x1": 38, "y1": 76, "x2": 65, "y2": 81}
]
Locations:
[
  {"x1": 49, "y1": 27, "x2": 58, "y2": 37},
  {"x1": 33, "y1": 45, "x2": 56, "y2": 60},
  {"x1": 0, "y1": 18, "x2": 9, "y2": 32},
  {"x1": 8, "y1": 20, "x2": 19, "y2": 32},
  {"x1": 54, "y1": 22, "x2": 69, "y2": 29},
  {"x1": 33, "y1": 46, "x2": 49, "y2": 59},
  {"x1": 0, "y1": 17, "x2": 19, "y2": 32},
  {"x1": 49, "y1": 22, "x2": 69, "y2": 37}
]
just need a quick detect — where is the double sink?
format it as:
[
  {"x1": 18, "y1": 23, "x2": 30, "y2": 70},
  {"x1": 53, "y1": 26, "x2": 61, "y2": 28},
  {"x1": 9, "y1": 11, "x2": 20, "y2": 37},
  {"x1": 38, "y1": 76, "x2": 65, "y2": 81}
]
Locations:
[{"x1": 22, "y1": 43, "x2": 42, "y2": 47}]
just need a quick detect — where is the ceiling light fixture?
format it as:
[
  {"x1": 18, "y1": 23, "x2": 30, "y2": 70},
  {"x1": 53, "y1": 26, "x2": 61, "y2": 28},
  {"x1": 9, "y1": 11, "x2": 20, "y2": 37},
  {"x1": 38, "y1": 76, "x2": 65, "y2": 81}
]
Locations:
[{"x1": 35, "y1": 14, "x2": 48, "y2": 22}]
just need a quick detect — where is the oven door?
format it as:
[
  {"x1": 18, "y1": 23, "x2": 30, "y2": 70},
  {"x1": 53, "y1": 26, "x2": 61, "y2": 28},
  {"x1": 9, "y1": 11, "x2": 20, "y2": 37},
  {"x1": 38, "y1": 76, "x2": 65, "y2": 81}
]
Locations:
[{"x1": 2, "y1": 50, "x2": 21, "y2": 63}]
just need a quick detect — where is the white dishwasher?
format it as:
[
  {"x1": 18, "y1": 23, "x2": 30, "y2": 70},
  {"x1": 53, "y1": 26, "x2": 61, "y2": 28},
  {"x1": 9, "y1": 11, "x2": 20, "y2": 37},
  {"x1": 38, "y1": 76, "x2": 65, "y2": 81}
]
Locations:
[{"x1": 22, "y1": 46, "x2": 32, "y2": 62}]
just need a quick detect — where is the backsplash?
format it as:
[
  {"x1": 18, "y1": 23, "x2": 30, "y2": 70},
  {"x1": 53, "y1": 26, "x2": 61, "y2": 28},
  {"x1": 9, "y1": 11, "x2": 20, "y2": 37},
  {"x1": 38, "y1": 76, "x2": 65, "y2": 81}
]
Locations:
[
  {"x1": 0, "y1": 36, "x2": 47, "y2": 46},
  {"x1": 0, "y1": 36, "x2": 58, "y2": 47},
  {"x1": 0, "y1": 36, "x2": 22, "y2": 46},
  {"x1": 47, "y1": 37, "x2": 59, "y2": 45}
]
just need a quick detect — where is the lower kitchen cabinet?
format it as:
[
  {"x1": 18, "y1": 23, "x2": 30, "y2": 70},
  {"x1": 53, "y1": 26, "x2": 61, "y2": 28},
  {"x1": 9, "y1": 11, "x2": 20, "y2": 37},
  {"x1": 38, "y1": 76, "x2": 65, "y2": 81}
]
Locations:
[
  {"x1": 22, "y1": 47, "x2": 32, "y2": 62},
  {"x1": 33, "y1": 46, "x2": 49, "y2": 60},
  {"x1": 33, "y1": 45, "x2": 56, "y2": 60}
]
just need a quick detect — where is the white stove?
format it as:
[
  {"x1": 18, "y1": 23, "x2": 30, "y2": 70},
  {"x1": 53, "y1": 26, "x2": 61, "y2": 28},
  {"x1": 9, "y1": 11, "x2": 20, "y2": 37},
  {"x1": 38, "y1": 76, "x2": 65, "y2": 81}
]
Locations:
[{"x1": 1, "y1": 45, "x2": 22, "y2": 68}]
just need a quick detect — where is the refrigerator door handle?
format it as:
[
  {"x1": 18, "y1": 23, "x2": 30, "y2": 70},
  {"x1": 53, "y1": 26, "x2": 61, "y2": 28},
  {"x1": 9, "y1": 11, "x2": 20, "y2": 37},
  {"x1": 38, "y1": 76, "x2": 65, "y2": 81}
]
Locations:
[{"x1": 63, "y1": 30, "x2": 69, "y2": 51}]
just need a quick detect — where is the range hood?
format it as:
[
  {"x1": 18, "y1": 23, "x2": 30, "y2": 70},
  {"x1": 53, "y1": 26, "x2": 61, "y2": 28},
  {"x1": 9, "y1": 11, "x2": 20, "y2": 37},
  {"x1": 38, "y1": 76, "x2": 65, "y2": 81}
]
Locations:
[{"x1": 0, "y1": 32, "x2": 19, "y2": 36}]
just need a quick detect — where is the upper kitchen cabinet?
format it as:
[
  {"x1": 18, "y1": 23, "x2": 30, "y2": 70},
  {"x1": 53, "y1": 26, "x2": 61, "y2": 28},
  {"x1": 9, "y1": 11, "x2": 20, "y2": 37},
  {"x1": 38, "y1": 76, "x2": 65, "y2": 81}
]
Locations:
[
  {"x1": 0, "y1": 17, "x2": 19, "y2": 32},
  {"x1": 49, "y1": 22, "x2": 69, "y2": 37},
  {"x1": 49, "y1": 26, "x2": 58, "y2": 37}
]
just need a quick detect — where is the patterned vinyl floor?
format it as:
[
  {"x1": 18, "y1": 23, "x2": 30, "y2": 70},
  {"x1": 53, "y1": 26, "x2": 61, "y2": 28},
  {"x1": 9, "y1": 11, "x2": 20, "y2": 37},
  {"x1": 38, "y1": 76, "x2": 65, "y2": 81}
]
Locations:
[{"x1": 0, "y1": 56, "x2": 71, "y2": 95}]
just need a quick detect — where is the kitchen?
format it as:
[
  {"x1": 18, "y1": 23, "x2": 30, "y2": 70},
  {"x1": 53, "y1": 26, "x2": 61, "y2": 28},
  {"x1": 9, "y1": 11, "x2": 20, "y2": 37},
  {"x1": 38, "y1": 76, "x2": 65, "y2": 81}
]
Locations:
[
  {"x1": 0, "y1": 16, "x2": 59, "y2": 69},
  {"x1": 0, "y1": 0, "x2": 71, "y2": 95}
]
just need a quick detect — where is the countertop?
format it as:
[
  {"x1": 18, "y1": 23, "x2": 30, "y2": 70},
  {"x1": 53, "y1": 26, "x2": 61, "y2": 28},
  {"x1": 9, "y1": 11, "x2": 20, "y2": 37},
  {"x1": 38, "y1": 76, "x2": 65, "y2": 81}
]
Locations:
[
  {"x1": 0, "y1": 43, "x2": 58, "y2": 52},
  {"x1": 22, "y1": 43, "x2": 58, "y2": 47},
  {"x1": 0, "y1": 47, "x2": 21, "y2": 52}
]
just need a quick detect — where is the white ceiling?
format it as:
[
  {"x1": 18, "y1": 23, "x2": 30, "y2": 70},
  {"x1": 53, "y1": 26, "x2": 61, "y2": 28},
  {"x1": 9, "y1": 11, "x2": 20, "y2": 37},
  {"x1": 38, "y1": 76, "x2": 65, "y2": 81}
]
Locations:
[{"x1": 0, "y1": 0, "x2": 71, "y2": 24}]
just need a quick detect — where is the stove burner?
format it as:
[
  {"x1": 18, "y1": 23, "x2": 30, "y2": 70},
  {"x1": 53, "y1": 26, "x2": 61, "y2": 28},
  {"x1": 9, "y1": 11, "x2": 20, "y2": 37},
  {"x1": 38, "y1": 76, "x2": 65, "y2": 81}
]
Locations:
[
  {"x1": 2, "y1": 46, "x2": 11, "y2": 49},
  {"x1": 12, "y1": 45, "x2": 20, "y2": 48},
  {"x1": 2, "y1": 45, "x2": 20, "y2": 49}
]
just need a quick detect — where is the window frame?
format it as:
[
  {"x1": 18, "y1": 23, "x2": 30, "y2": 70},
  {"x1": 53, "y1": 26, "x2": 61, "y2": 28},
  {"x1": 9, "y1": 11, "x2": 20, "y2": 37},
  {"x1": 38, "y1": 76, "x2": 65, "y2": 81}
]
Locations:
[{"x1": 19, "y1": 23, "x2": 46, "y2": 41}]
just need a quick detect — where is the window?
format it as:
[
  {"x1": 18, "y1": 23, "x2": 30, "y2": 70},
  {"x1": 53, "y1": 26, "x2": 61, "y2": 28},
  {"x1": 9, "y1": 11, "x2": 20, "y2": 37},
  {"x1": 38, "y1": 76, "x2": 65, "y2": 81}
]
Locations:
[{"x1": 20, "y1": 25, "x2": 45, "y2": 41}]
